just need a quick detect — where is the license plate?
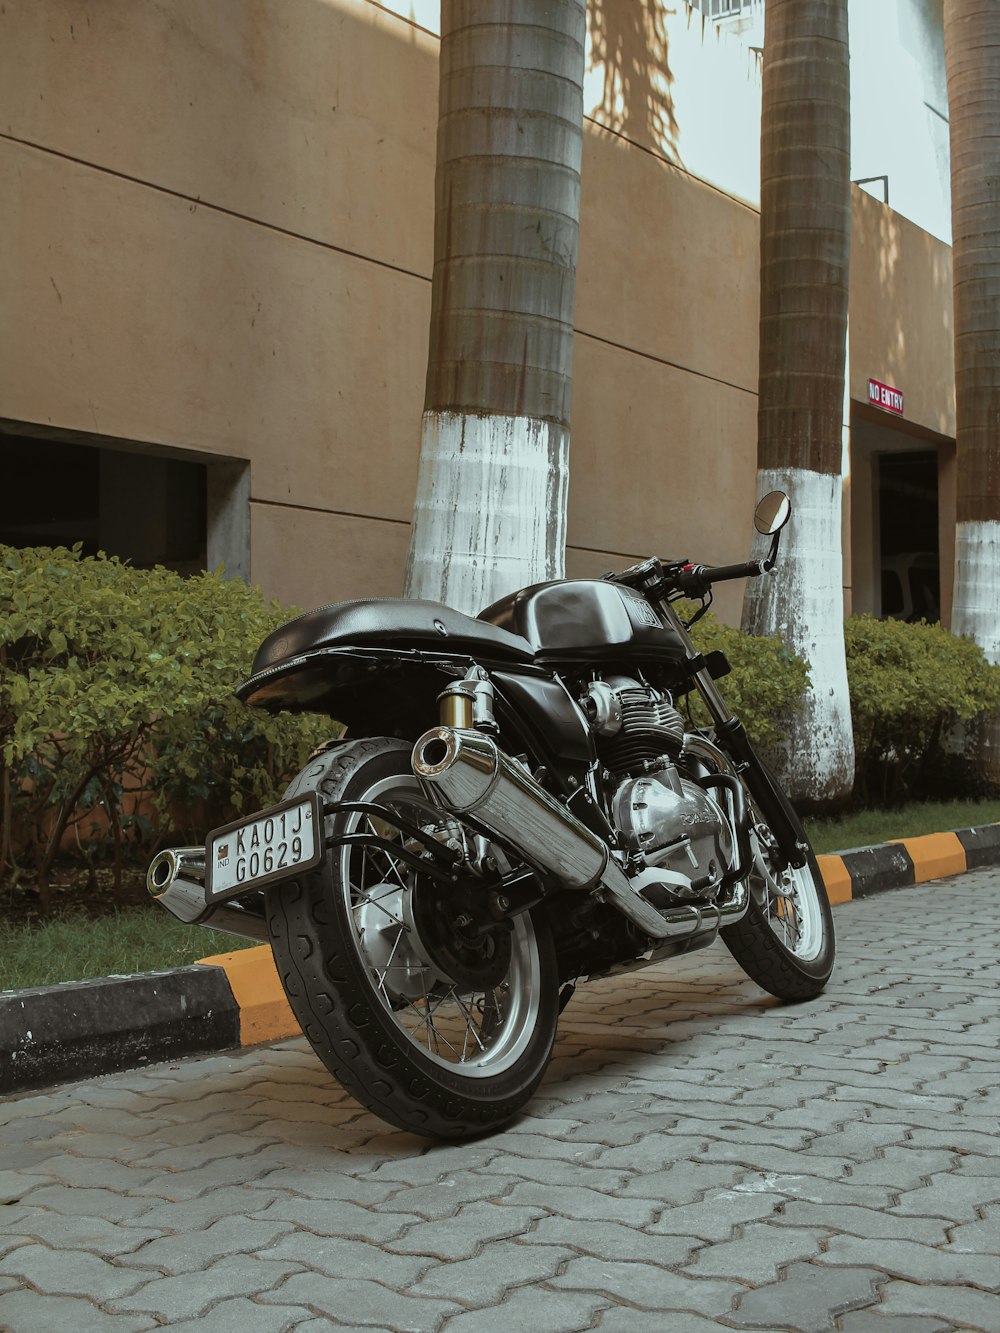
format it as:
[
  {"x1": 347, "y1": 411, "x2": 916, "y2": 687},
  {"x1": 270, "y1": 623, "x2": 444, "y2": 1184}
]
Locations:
[{"x1": 205, "y1": 792, "x2": 323, "y2": 902}]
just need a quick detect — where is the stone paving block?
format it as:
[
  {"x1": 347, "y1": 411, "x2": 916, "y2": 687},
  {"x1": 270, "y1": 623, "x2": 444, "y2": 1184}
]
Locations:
[
  {"x1": 548, "y1": 1254, "x2": 742, "y2": 1316},
  {"x1": 0, "y1": 1168, "x2": 52, "y2": 1204},
  {"x1": 682, "y1": 1223, "x2": 828, "y2": 1284},
  {"x1": 125, "y1": 1155, "x2": 281, "y2": 1199},
  {"x1": 39, "y1": 1130, "x2": 163, "y2": 1163},
  {"x1": 948, "y1": 1205, "x2": 1000, "y2": 1254},
  {"x1": 108, "y1": 1255, "x2": 304, "y2": 1321},
  {"x1": 735, "y1": 1172, "x2": 911, "y2": 1210},
  {"x1": 438, "y1": 1287, "x2": 609, "y2": 1333},
  {"x1": 379, "y1": 1173, "x2": 523, "y2": 1221},
  {"x1": 804, "y1": 1122, "x2": 915, "y2": 1160},
  {"x1": 848, "y1": 1142, "x2": 966, "y2": 1188},
  {"x1": 836, "y1": 1313, "x2": 949, "y2": 1333},
  {"x1": 256, "y1": 1195, "x2": 420, "y2": 1242},
  {"x1": 248, "y1": 1164, "x2": 402, "y2": 1206},
  {"x1": 0, "y1": 1289, "x2": 158, "y2": 1332},
  {"x1": 9, "y1": 1207, "x2": 166, "y2": 1255},
  {"x1": 520, "y1": 1214, "x2": 694, "y2": 1266},
  {"x1": 695, "y1": 1140, "x2": 850, "y2": 1182},
  {"x1": 484, "y1": 1155, "x2": 629, "y2": 1193},
  {"x1": 592, "y1": 1134, "x2": 712, "y2": 1172},
  {"x1": 0, "y1": 1143, "x2": 69, "y2": 1172},
  {"x1": 620, "y1": 1160, "x2": 745, "y2": 1206},
  {"x1": 500, "y1": 1180, "x2": 659, "y2": 1228},
  {"x1": 409, "y1": 1238, "x2": 573, "y2": 1304},
  {"x1": 596, "y1": 1310, "x2": 736, "y2": 1333},
  {"x1": 259, "y1": 1273, "x2": 463, "y2": 1329},
  {"x1": 116, "y1": 1214, "x2": 297, "y2": 1273},
  {"x1": 648, "y1": 1191, "x2": 782, "y2": 1241},
  {"x1": 816, "y1": 1234, "x2": 1000, "y2": 1290},
  {"x1": 159, "y1": 1296, "x2": 319, "y2": 1333},
  {"x1": 949, "y1": 1151, "x2": 1000, "y2": 1178},
  {"x1": 261, "y1": 1231, "x2": 432, "y2": 1286},
  {"x1": 117, "y1": 1184, "x2": 280, "y2": 1232},
  {"x1": 772, "y1": 1200, "x2": 951, "y2": 1243},
  {"x1": 131, "y1": 1132, "x2": 278, "y2": 1173},
  {"x1": 891, "y1": 1170, "x2": 1000, "y2": 1220},
  {"x1": 476, "y1": 1130, "x2": 608, "y2": 1163},
  {"x1": 867, "y1": 1105, "x2": 999, "y2": 1139},
  {"x1": 729, "y1": 1260, "x2": 884, "y2": 1331},
  {"x1": 27, "y1": 1152, "x2": 159, "y2": 1193},
  {"x1": 0, "y1": 1243, "x2": 148, "y2": 1300},
  {"x1": 387, "y1": 1200, "x2": 547, "y2": 1260},
  {"x1": 877, "y1": 1278, "x2": 1000, "y2": 1331}
]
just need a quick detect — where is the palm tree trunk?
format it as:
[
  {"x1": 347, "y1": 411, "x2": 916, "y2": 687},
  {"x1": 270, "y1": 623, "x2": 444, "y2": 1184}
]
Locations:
[
  {"x1": 945, "y1": 0, "x2": 1000, "y2": 782},
  {"x1": 742, "y1": 0, "x2": 855, "y2": 805},
  {"x1": 404, "y1": 0, "x2": 586, "y2": 614}
]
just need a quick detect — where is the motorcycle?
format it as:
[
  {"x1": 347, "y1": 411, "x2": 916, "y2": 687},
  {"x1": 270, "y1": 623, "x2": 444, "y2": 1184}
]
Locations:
[{"x1": 148, "y1": 491, "x2": 834, "y2": 1138}]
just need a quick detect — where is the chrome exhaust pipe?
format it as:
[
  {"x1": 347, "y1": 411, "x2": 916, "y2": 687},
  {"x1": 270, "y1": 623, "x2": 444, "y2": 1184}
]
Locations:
[
  {"x1": 147, "y1": 847, "x2": 268, "y2": 942},
  {"x1": 412, "y1": 727, "x2": 749, "y2": 942},
  {"x1": 412, "y1": 727, "x2": 610, "y2": 890}
]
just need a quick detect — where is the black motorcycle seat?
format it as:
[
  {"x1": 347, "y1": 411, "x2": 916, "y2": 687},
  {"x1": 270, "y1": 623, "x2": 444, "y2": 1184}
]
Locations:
[{"x1": 249, "y1": 598, "x2": 536, "y2": 676}]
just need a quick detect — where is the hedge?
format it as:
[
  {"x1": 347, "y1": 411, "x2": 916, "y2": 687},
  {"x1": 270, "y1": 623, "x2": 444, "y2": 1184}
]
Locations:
[
  {"x1": 844, "y1": 614, "x2": 1000, "y2": 803},
  {"x1": 0, "y1": 545, "x2": 329, "y2": 907}
]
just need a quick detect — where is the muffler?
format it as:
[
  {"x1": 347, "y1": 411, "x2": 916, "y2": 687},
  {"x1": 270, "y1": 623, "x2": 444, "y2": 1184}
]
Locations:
[
  {"x1": 147, "y1": 847, "x2": 268, "y2": 942},
  {"x1": 412, "y1": 727, "x2": 748, "y2": 941}
]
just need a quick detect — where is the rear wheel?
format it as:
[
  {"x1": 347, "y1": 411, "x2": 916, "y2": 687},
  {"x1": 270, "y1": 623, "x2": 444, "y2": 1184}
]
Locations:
[
  {"x1": 721, "y1": 774, "x2": 835, "y2": 1001},
  {"x1": 265, "y1": 738, "x2": 559, "y2": 1138}
]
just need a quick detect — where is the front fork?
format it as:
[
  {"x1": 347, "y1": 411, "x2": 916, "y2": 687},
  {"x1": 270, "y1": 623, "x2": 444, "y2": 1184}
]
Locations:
[{"x1": 658, "y1": 601, "x2": 807, "y2": 872}]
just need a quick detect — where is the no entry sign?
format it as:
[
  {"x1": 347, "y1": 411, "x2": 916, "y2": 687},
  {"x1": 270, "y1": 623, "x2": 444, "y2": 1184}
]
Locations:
[{"x1": 868, "y1": 377, "x2": 904, "y2": 415}]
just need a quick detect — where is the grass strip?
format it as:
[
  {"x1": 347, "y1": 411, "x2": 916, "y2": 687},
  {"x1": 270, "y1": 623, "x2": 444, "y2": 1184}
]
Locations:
[
  {"x1": 2, "y1": 798, "x2": 997, "y2": 991},
  {"x1": 803, "y1": 797, "x2": 998, "y2": 854},
  {"x1": 0, "y1": 906, "x2": 256, "y2": 993}
]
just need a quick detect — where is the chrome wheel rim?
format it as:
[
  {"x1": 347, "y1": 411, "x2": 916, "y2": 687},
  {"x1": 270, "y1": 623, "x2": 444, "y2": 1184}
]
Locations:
[
  {"x1": 749, "y1": 822, "x2": 825, "y2": 962},
  {"x1": 336, "y1": 774, "x2": 543, "y2": 1077}
]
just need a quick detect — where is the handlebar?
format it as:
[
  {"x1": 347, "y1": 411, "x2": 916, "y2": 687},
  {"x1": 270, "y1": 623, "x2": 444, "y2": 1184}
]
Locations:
[{"x1": 670, "y1": 558, "x2": 770, "y2": 598}]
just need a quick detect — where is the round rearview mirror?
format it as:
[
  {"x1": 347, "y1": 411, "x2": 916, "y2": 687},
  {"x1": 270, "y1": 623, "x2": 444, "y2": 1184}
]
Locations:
[{"x1": 754, "y1": 490, "x2": 791, "y2": 536}]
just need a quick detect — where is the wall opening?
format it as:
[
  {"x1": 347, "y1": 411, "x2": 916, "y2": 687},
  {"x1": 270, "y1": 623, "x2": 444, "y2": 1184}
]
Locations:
[
  {"x1": 849, "y1": 408, "x2": 953, "y2": 624},
  {"x1": 0, "y1": 429, "x2": 250, "y2": 580},
  {"x1": 0, "y1": 434, "x2": 207, "y2": 573},
  {"x1": 877, "y1": 449, "x2": 940, "y2": 622}
]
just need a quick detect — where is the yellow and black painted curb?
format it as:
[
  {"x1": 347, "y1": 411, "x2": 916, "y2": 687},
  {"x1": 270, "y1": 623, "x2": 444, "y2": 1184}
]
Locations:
[{"x1": 3, "y1": 822, "x2": 999, "y2": 1096}]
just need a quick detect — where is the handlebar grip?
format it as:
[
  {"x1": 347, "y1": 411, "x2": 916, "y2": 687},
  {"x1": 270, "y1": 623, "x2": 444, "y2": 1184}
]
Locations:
[
  {"x1": 703, "y1": 559, "x2": 766, "y2": 583},
  {"x1": 673, "y1": 559, "x2": 764, "y2": 596}
]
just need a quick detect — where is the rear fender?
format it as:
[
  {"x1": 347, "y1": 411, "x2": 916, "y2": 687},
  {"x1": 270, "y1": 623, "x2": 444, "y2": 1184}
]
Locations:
[{"x1": 238, "y1": 646, "x2": 472, "y2": 742}]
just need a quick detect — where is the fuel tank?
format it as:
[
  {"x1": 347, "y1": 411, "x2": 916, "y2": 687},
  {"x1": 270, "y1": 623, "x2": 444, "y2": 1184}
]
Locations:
[{"x1": 479, "y1": 580, "x2": 687, "y2": 665}]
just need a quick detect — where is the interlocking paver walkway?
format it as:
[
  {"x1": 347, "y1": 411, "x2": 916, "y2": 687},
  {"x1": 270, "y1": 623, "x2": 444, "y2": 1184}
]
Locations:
[{"x1": 2, "y1": 869, "x2": 998, "y2": 1331}]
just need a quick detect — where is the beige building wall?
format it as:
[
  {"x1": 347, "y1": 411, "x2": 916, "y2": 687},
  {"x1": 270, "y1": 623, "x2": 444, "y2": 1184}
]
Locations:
[
  {"x1": 0, "y1": 0, "x2": 954, "y2": 629},
  {"x1": 847, "y1": 189, "x2": 956, "y2": 623}
]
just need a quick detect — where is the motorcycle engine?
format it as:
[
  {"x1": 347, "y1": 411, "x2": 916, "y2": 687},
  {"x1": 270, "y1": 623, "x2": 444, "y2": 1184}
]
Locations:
[{"x1": 583, "y1": 675, "x2": 734, "y2": 893}]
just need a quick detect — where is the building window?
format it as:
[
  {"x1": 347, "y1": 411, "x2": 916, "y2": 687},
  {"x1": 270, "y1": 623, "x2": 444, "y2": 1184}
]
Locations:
[
  {"x1": 0, "y1": 435, "x2": 207, "y2": 575},
  {"x1": 687, "y1": 0, "x2": 763, "y2": 21}
]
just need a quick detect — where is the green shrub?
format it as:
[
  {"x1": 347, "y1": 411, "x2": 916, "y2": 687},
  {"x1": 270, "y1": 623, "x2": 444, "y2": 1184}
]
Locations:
[
  {"x1": 683, "y1": 608, "x2": 811, "y2": 753},
  {"x1": 844, "y1": 614, "x2": 1000, "y2": 803},
  {"x1": 0, "y1": 545, "x2": 330, "y2": 907}
]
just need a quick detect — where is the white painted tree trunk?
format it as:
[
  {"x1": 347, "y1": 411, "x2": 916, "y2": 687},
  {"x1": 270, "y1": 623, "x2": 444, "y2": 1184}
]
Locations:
[
  {"x1": 742, "y1": 468, "x2": 855, "y2": 803},
  {"x1": 405, "y1": 412, "x2": 569, "y2": 615},
  {"x1": 952, "y1": 520, "x2": 1000, "y2": 781}
]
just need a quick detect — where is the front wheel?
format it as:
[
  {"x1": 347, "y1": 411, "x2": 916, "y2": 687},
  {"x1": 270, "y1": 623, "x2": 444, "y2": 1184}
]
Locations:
[
  {"x1": 721, "y1": 769, "x2": 835, "y2": 1002},
  {"x1": 265, "y1": 738, "x2": 560, "y2": 1138}
]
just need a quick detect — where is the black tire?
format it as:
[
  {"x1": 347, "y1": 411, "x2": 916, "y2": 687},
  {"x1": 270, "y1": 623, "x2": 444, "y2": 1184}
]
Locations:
[
  {"x1": 265, "y1": 737, "x2": 560, "y2": 1139},
  {"x1": 721, "y1": 771, "x2": 835, "y2": 1002}
]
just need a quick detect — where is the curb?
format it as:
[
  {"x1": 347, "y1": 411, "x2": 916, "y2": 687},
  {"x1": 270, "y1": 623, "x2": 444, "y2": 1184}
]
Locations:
[{"x1": 3, "y1": 822, "x2": 999, "y2": 1097}]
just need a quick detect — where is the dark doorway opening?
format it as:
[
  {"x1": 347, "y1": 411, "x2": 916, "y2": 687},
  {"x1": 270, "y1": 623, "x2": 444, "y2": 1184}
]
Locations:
[
  {"x1": 0, "y1": 435, "x2": 207, "y2": 575},
  {"x1": 878, "y1": 449, "x2": 940, "y2": 622}
]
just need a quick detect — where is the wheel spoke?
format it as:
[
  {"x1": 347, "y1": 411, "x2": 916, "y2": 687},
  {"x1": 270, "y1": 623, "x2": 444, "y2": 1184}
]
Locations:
[{"x1": 332, "y1": 765, "x2": 544, "y2": 1076}]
